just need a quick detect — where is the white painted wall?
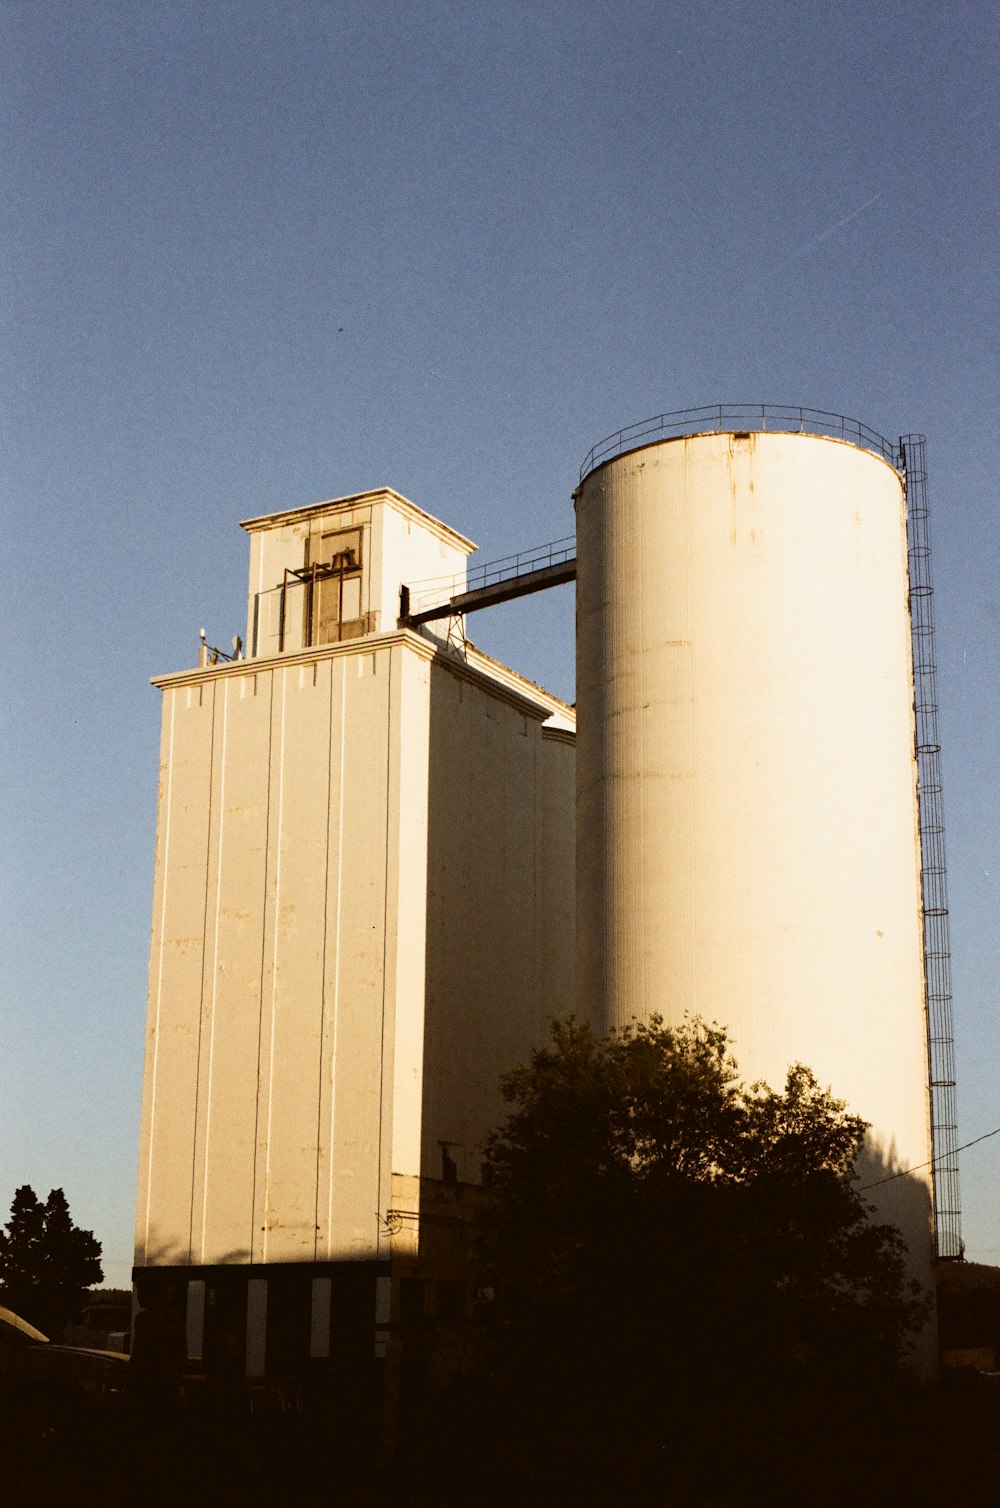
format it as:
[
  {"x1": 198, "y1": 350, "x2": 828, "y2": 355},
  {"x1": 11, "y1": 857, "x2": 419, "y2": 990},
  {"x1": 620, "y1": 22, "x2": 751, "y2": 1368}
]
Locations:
[
  {"x1": 575, "y1": 430, "x2": 935, "y2": 1350},
  {"x1": 136, "y1": 616, "x2": 576, "y2": 1271},
  {"x1": 137, "y1": 638, "x2": 419, "y2": 1266},
  {"x1": 419, "y1": 661, "x2": 578, "y2": 1182}
]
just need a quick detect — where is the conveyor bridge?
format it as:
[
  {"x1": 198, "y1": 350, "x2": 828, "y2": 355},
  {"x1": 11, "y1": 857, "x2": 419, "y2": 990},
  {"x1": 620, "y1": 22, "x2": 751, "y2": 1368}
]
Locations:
[{"x1": 399, "y1": 535, "x2": 576, "y2": 626}]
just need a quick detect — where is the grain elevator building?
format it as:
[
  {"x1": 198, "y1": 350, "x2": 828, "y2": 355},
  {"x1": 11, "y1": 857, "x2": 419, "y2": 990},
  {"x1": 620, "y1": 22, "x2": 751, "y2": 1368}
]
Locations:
[
  {"x1": 135, "y1": 488, "x2": 576, "y2": 1382},
  {"x1": 136, "y1": 406, "x2": 956, "y2": 1387}
]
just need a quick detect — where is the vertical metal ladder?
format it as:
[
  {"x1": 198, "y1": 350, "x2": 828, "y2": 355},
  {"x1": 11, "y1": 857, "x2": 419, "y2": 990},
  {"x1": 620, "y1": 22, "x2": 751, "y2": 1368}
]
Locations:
[{"x1": 902, "y1": 433, "x2": 963, "y2": 1259}]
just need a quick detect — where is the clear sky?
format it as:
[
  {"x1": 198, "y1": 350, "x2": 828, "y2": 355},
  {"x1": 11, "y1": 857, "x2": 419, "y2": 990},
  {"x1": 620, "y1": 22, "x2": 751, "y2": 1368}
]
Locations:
[{"x1": 2, "y1": 1, "x2": 997, "y2": 1289}]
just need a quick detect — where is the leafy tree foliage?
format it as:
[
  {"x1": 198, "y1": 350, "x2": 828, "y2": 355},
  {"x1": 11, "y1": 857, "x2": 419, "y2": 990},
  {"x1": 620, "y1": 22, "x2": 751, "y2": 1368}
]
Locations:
[
  {"x1": 0, "y1": 1185, "x2": 103, "y2": 1338},
  {"x1": 479, "y1": 1016, "x2": 926, "y2": 1437}
]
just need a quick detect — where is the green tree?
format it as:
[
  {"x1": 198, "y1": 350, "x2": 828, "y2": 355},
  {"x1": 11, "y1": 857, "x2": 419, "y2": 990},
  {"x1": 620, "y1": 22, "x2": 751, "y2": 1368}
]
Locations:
[
  {"x1": 0, "y1": 1185, "x2": 103, "y2": 1338},
  {"x1": 477, "y1": 1015, "x2": 926, "y2": 1490}
]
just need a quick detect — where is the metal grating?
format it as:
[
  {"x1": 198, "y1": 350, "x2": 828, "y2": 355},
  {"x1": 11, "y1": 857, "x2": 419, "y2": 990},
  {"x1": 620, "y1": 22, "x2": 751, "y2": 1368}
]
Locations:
[{"x1": 901, "y1": 433, "x2": 963, "y2": 1259}]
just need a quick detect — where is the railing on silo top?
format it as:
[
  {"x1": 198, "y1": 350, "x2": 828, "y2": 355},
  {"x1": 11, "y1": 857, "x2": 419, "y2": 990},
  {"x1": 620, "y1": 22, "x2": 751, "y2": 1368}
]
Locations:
[{"x1": 578, "y1": 403, "x2": 900, "y2": 484}]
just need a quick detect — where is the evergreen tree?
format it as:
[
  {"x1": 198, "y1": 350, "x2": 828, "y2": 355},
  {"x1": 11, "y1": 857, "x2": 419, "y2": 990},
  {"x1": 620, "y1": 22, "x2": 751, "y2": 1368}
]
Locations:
[{"x1": 0, "y1": 1185, "x2": 103, "y2": 1338}]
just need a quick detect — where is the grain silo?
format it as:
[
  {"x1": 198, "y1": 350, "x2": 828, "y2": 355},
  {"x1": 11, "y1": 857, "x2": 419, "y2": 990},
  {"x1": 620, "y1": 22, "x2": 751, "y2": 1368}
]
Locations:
[{"x1": 574, "y1": 407, "x2": 942, "y2": 1342}]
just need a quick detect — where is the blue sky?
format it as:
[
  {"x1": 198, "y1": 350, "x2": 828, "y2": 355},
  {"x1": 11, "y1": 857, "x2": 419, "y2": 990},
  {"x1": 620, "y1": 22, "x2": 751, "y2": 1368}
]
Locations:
[{"x1": 2, "y1": 0, "x2": 997, "y2": 1288}]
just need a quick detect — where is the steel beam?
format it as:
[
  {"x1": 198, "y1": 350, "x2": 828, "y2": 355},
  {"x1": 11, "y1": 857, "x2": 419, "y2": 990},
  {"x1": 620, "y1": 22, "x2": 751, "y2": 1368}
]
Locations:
[{"x1": 402, "y1": 558, "x2": 576, "y2": 626}]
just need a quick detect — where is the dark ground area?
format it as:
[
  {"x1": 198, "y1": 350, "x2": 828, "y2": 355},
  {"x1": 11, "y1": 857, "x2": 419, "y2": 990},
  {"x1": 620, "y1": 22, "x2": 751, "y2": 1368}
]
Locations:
[{"x1": 4, "y1": 1371, "x2": 1000, "y2": 1507}]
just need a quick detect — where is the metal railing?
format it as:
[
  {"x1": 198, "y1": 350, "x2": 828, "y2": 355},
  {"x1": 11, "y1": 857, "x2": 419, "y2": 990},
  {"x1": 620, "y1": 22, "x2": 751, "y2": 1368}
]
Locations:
[
  {"x1": 403, "y1": 535, "x2": 575, "y2": 619},
  {"x1": 465, "y1": 535, "x2": 575, "y2": 594},
  {"x1": 579, "y1": 404, "x2": 900, "y2": 483}
]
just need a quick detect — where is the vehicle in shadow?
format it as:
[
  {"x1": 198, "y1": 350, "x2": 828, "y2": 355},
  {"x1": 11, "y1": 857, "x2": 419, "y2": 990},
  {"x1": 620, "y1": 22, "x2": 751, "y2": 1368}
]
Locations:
[{"x1": 0, "y1": 1303, "x2": 128, "y2": 1459}]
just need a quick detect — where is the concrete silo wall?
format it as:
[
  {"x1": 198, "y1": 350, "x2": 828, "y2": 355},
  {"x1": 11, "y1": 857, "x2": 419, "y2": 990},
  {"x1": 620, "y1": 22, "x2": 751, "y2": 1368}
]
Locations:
[{"x1": 575, "y1": 430, "x2": 935, "y2": 1311}]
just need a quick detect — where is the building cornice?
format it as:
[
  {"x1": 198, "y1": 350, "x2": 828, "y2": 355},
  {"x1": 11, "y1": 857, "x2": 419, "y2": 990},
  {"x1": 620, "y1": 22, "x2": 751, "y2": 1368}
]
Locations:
[
  {"x1": 463, "y1": 645, "x2": 575, "y2": 724},
  {"x1": 150, "y1": 629, "x2": 574, "y2": 728},
  {"x1": 239, "y1": 488, "x2": 477, "y2": 556},
  {"x1": 151, "y1": 629, "x2": 437, "y2": 690},
  {"x1": 430, "y1": 648, "x2": 564, "y2": 723},
  {"x1": 541, "y1": 725, "x2": 576, "y2": 746}
]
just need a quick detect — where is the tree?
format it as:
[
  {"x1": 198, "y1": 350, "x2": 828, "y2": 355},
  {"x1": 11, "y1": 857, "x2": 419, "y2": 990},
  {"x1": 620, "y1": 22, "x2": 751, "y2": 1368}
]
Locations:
[
  {"x1": 0, "y1": 1186, "x2": 103, "y2": 1338},
  {"x1": 477, "y1": 1017, "x2": 927, "y2": 1493}
]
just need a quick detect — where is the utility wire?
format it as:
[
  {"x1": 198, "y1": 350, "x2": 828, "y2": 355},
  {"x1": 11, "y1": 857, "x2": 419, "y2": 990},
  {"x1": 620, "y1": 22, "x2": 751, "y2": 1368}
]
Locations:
[{"x1": 858, "y1": 1124, "x2": 1000, "y2": 1190}]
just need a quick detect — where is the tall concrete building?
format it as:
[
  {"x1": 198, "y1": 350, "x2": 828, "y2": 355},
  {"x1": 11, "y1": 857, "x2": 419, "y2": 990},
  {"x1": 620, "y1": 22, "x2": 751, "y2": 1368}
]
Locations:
[
  {"x1": 135, "y1": 488, "x2": 576, "y2": 1381},
  {"x1": 136, "y1": 406, "x2": 955, "y2": 1387}
]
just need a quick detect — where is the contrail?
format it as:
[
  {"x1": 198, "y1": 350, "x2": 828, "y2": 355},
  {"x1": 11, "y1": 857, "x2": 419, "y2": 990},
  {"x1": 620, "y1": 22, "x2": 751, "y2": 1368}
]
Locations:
[{"x1": 788, "y1": 192, "x2": 883, "y2": 261}]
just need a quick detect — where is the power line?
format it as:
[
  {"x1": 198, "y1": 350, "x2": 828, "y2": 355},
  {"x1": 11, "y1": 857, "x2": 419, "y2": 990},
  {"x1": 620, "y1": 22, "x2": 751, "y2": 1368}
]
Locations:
[{"x1": 858, "y1": 1124, "x2": 1000, "y2": 1191}]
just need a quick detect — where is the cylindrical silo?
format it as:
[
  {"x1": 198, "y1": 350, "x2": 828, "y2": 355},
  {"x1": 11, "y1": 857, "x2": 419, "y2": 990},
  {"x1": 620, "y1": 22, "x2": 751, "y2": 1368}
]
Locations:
[{"x1": 575, "y1": 417, "x2": 935, "y2": 1343}]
